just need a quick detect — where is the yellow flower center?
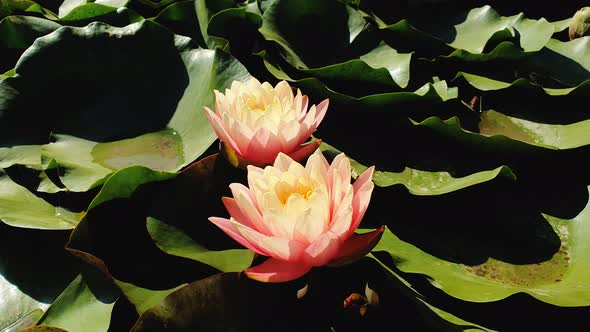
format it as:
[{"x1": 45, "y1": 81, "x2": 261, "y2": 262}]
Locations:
[
  {"x1": 275, "y1": 177, "x2": 314, "y2": 205},
  {"x1": 246, "y1": 97, "x2": 267, "y2": 112}
]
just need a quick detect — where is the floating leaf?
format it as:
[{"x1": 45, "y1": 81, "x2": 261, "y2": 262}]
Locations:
[
  {"x1": 0, "y1": 145, "x2": 41, "y2": 169},
  {"x1": 259, "y1": 0, "x2": 364, "y2": 68},
  {"x1": 479, "y1": 110, "x2": 590, "y2": 149},
  {"x1": 0, "y1": 15, "x2": 60, "y2": 48},
  {"x1": 147, "y1": 217, "x2": 254, "y2": 272},
  {"x1": 0, "y1": 225, "x2": 79, "y2": 331},
  {"x1": 373, "y1": 186, "x2": 590, "y2": 306},
  {"x1": 194, "y1": 0, "x2": 237, "y2": 48},
  {"x1": 0, "y1": 174, "x2": 81, "y2": 229},
  {"x1": 87, "y1": 166, "x2": 176, "y2": 210},
  {"x1": 320, "y1": 142, "x2": 515, "y2": 194},
  {"x1": 38, "y1": 271, "x2": 119, "y2": 332},
  {"x1": 415, "y1": 113, "x2": 590, "y2": 151},
  {"x1": 58, "y1": 3, "x2": 143, "y2": 27},
  {"x1": 113, "y1": 278, "x2": 185, "y2": 315},
  {"x1": 0, "y1": 20, "x2": 250, "y2": 191},
  {"x1": 151, "y1": 0, "x2": 205, "y2": 46},
  {"x1": 41, "y1": 135, "x2": 112, "y2": 192},
  {"x1": 454, "y1": 72, "x2": 581, "y2": 96}
]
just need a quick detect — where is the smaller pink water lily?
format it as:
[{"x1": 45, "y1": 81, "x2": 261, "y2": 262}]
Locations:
[
  {"x1": 209, "y1": 149, "x2": 384, "y2": 282},
  {"x1": 204, "y1": 78, "x2": 328, "y2": 167}
]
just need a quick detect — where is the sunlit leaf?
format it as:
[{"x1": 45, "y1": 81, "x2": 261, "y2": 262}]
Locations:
[
  {"x1": 0, "y1": 20, "x2": 250, "y2": 192},
  {"x1": 38, "y1": 271, "x2": 119, "y2": 332},
  {"x1": 147, "y1": 217, "x2": 254, "y2": 272},
  {"x1": 373, "y1": 187, "x2": 590, "y2": 305},
  {"x1": 0, "y1": 174, "x2": 81, "y2": 229},
  {"x1": 113, "y1": 278, "x2": 185, "y2": 315},
  {"x1": 320, "y1": 141, "x2": 514, "y2": 194}
]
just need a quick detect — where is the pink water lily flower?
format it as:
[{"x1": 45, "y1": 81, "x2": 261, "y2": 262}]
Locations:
[
  {"x1": 204, "y1": 78, "x2": 328, "y2": 167},
  {"x1": 209, "y1": 149, "x2": 384, "y2": 282}
]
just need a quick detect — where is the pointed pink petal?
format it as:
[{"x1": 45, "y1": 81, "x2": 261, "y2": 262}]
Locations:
[
  {"x1": 348, "y1": 166, "x2": 375, "y2": 237},
  {"x1": 231, "y1": 219, "x2": 306, "y2": 261},
  {"x1": 229, "y1": 183, "x2": 256, "y2": 207},
  {"x1": 328, "y1": 226, "x2": 384, "y2": 267},
  {"x1": 245, "y1": 258, "x2": 312, "y2": 283},
  {"x1": 306, "y1": 148, "x2": 329, "y2": 170},
  {"x1": 328, "y1": 186, "x2": 354, "y2": 239},
  {"x1": 305, "y1": 148, "x2": 329, "y2": 187},
  {"x1": 204, "y1": 107, "x2": 242, "y2": 155},
  {"x1": 297, "y1": 94, "x2": 309, "y2": 121},
  {"x1": 273, "y1": 152, "x2": 296, "y2": 171},
  {"x1": 328, "y1": 153, "x2": 352, "y2": 214},
  {"x1": 245, "y1": 128, "x2": 283, "y2": 166},
  {"x1": 209, "y1": 217, "x2": 268, "y2": 256},
  {"x1": 222, "y1": 197, "x2": 270, "y2": 235},
  {"x1": 312, "y1": 99, "x2": 329, "y2": 127},
  {"x1": 287, "y1": 139, "x2": 321, "y2": 162},
  {"x1": 299, "y1": 99, "x2": 329, "y2": 141},
  {"x1": 301, "y1": 231, "x2": 341, "y2": 266}
]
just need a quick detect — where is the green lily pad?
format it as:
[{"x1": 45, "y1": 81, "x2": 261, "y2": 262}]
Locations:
[
  {"x1": 266, "y1": 74, "x2": 458, "y2": 113},
  {"x1": 150, "y1": 0, "x2": 205, "y2": 46},
  {"x1": 58, "y1": 3, "x2": 143, "y2": 27},
  {"x1": 91, "y1": 129, "x2": 183, "y2": 172},
  {"x1": 38, "y1": 271, "x2": 119, "y2": 332},
  {"x1": 440, "y1": 6, "x2": 553, "y2": 53},
  {"x1": 357, "y1": 41, "x2": 411, "y2": 88},
  {"x1": 478, "y1": 110, "x2": 590, "y2": 150},
  {"x1": 526, "y1": 37, "x2": 590, "y2": 86},
  {"x1": 0, "y1": 0, "x2": 39, "y2": 19},
  {"x1": 0, "y1": 174, "x2": 81, "y2": 229},
  {"x1": 257, "y1": 1, "x2": 418, "y2": 94},
  {"x1": 206, "y1": 6, "x2": 263, "y2": 55},
  {"x1": 194, "y1": 0, "x2": 237, "y2": 48},
  {"x1": 58, "y1": 0, "x2": 129, "y2": 17},
  {"x1": 113, "y1": 278, "x2": 185, "y2": 315},
  {"x1": 373, "y1": 186, "x2": 590, "y2": 306},
  {"x1": 0, "y1": 15, "x2": 60, "y2": 48},
  {"x1": 415, "y1": 113, "x2": 590, "y2": 151},
  {"x1": 58, "y1": 0, "x2": 86, "y2": 17},
  {"x1": 0, "y1": 145, "x2": 41, "y2": 169},
  {"x1": 454, "y1": 72, "x2": 582, "y2": 96},
  {"x1": 87, "y1": 166, "x2": 176, "y2": 211},
  {"x1": 147, "y1": 217, "x2": 254, "y2": 272},
  {"x1": 0, "y1": 20, "x2": 250, "y2": 191},
  {"x1": 41, "y1": 135, "x2": 112, "y2": 192},
  {"x1": 259, "y1": 0, "x2": 364, "y2": 68},
  {"x1": 320, "y1": 141, "x2": 514, "y2": 194},
  {"x1": 0, "y1": 225, "x2": 79, "y2": 331},
  {"x1": 379, "y1": 6, "x2": 554, "y2": 56}
]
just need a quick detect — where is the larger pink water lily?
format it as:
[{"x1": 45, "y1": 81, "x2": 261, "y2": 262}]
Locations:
[
  {"x1": 204, "y1": 78, "x2": 328, "y2": 167},
  {"x1": 209, "y1": 149, "x2": 384, "y2": 282}
]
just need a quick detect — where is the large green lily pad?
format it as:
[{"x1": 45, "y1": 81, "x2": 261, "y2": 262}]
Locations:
[
  {"x1": 0, "y1": 20, "x2": 250, "y2": 191},
  {"x1": 320, "y1": 141, "x2": 515, "y2": 194},
  {"x1": 372, "y1": 187, "x2": 590, "y2": 306},
  {"x1": 415, "y1": 113, "x2": 590, "y2": 151},
  {"x1": 37, "y1": 270, "x2": 119, "y2": 332},
  {"x1": 478, "y1": 110, "x2": 590, "y2": 150},
  {"x1": 0, "y1": 225, "x2": 79, "y2": 331},
  {"x1": 0, "y1": 173, "x2": 81, "y2": 229}
]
